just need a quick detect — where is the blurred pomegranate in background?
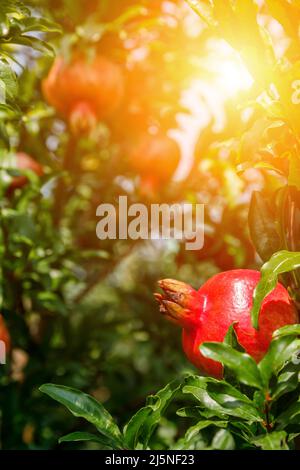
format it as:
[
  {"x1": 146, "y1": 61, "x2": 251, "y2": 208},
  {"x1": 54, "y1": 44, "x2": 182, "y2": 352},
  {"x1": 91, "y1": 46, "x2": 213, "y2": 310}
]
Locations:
[
  {"x1": 129, "y1": 133, "x2": 180, "y2": 195},
  {"x1": 8, "y1": 153, "x2": 43, "y2": 191},
  {"x1": 42, "y1": 55, "x2": 124, "y2": 134}
]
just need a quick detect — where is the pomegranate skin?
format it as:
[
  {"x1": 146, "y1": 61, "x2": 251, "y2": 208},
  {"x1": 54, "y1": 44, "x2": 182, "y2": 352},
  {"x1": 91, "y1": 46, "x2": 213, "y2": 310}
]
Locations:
[
  {"x1": 157, "y1": 270, "x2": 298, "y2": 378},
  {"x1": 0, "y1": 314, "x2": 10, "y2": 353},
  {"x1": 42, "y1": 55, "x2": 124, "y2": 124},
  {"x1": 9, "y1": 153, "x2": 43, "y2": 191}
]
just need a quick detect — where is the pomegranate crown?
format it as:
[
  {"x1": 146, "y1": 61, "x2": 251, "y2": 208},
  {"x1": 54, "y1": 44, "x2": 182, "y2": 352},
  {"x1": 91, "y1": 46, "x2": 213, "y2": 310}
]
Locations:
[{"x1": 154, "y1": 279, "x2": 201, "y2": 328}]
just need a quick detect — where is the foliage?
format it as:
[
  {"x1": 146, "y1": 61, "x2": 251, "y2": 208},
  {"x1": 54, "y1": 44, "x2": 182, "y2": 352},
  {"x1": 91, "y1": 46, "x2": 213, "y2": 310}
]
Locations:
[{"x1": 41, "y1": 324, "x2": 300, "y2": 450}]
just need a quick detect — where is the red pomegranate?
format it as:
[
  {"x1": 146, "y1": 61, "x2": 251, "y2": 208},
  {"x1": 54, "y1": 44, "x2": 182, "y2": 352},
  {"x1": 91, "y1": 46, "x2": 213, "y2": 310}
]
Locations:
[
  {"x1": 42, "y1": 55, "x2": 124, "y2": 133},
  {"x1": 129, "y1": 133, "x2": 180, "y2": 193},
  {"x1": 8, "y1": 153, "x2": 43, "y2": 191},
  {"x1": 155, "y1": 270, "x2": 298, "y2": 378},
  {"x1": 0, "y1": 314, "x2": 10, "y2": 354}
]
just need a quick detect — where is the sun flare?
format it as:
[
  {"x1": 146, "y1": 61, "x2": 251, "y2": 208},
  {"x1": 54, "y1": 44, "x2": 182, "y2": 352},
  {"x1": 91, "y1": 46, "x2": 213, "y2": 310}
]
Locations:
[
  {"x1": 215, "y1": 58, "x2": 254, "y2": 96},
  {"x1": 205, "y1": 40, "x2": 254, "y2": 98}
]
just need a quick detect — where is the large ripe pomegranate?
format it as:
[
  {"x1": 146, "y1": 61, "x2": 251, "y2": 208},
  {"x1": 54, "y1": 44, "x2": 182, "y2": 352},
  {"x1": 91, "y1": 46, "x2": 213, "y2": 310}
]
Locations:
[
  {"x1": 8, "y1": 153, "x2": 43, "y2": 191},
  {"x1": 129, "y1": 133, "x2": 180, "y2": 193},
  {"x1": 42, "y1": 54, "x2": 124, "y2": 133},
  {"x1": 0, "y1": 314, "x2": 10, "y2": 354},
  {"x1": 155, "y1": 270, "x2": 298, "y2": 378}
]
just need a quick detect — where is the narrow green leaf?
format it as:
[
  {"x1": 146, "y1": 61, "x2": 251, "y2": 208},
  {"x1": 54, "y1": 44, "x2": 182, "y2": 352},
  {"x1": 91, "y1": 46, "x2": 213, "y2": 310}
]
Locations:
[
  {"x1": 273, "y1": 324, "x2": 300, "y2": 339},
  {"x1": 212, "y1": 429, "x2": 235, "y2": 450},
  {"x1": 223, "y1": 323, "x2": 245, "y2": 382},
  {"x1": 252, "y1": 431, "x2": 289, "y2": 450},
  {"x1": 185, "y1": 420, "x2": 228, "y2": 442},
  {"x1": 0, "y1": 59, "x2": 18, "y2": 101},
  {"x1": 251, "y1": 250, "x2": 300, "y2": 329},
  {"x1": 40, "y1": 384, "x2": 123, "y2": 447},
  {"x1": 21, "y1": 17, "x2": 62, "y2": 34},
  {"x1": 7, "y1": 35, "x2": 55, "y2": 56},
  {"x1": 123, "y1": 408, "x2": 152, "y2": 450},
  {"x1": 183, "y1": 376, "x2": 263, "y2": 422},
  {"x1": 259, "y1": 336, "x2": 300, "y2": 386},
  {"x1": 59, "y1": 432, "x2": 111, "y2": 446},
  {"x1": 276, "y1": 401, "x2": 300, "y2": 429},
  {"x1": 271, "y1": 363, "x2": 300, "y2": 401},
  {"x1": 123, "y1": 379, "x2": 180, "y2": 449},
  {"x1": 223, "y1": 322, "x2": 244, "y2": 351},
  {"x1": 200, "y1": 343, "x2": 263, "y2": 389}
]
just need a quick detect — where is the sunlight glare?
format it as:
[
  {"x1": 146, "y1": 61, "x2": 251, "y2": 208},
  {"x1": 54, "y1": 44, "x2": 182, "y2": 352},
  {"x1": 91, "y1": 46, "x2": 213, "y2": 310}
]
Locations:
[
  {"x1": 206, "y1": 40, "x2": 254, "y2": 98},
  {"x1": 215, "y1": 58, "x2": 254, "y2": 96}
]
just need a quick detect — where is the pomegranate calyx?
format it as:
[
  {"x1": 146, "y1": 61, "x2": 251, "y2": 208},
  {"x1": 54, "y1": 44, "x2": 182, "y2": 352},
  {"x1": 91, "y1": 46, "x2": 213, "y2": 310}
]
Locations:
[
  {"x1": 155, "y1": 279, "x2": 199, "y2": 328},
  {"x1": 157, "y1": 279, "x2": 198, "y2": 308}
]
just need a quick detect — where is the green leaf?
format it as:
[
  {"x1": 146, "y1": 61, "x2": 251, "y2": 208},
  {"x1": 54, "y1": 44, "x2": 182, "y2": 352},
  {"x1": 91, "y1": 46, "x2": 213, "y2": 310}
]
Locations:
[
  {"x1": 211, "y1": 429, "x2": 235, "y2": 450},
  {"x1": 248, "y1": 191, "x2": 281, "y2": 262},
  {"x1": 223, "y1": 322, "x2": 244, "y2": 351},
  {"x1": 7, "y1": 35, "x2": 55, "y2": 56},
  {"x1": 273, "y1": 324, "x2": 300, "y2": 339},
  {"x1": 21, "y1": 17, "x2": 62, "y2": 34},
  {"x1": 39, "y1": 384, "x2": 123, "y2": 448},
  {"x1": 123, "y1": 407, "x2": 152, "y2": 450},
  {"x1": 59, "y1": 432, "x2": 111, "y2": 446},
  {"x1": 123, "y1": 379, "x2": 180, "y2": 449},
  {"x1": 176, "y1": 406, "x2": 206, "y2": 419},
  {"x1": 251, "y1": 250, "x2": 300, "y2": 329},
  {"x1": 0, "y1": 59, "x2": 18, "y2": 101},
  {"x1": 183, "y1": 376, "x2": 263, "y2": 422},
  {"x1": 223, "y1": 323, "x2": 245, "y2": 382},
  {"x1": 276, "y1": 401, "x2": 300, "y2": 429},
  {"x1": 0, "y1": 0, "x2": 30, "y2": 17},
  {"x1": 271, "y1": 363, "x2": 300, "y2": 401},
  {"x1": 185, "y1": 420, "x2": 228, "y2": 442},
  {"x1": 200, "y1": 343, "x2": 264, "y2": 389},
  {"x1": 259, "y1": 336, "x2": 300, "y2": 386},
  {"x1": 252, "y1": 431, "x2": 289, "y2": 450}
]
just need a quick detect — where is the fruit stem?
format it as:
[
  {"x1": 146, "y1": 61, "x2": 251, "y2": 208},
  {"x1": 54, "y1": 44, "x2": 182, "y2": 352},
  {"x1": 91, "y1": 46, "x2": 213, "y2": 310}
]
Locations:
[{"x1": 263, "y1": 396, "x2": 273, "y2": 433}]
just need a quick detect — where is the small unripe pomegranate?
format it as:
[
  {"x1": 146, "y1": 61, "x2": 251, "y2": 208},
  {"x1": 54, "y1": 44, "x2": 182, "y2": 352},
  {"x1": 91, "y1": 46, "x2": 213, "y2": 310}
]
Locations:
[
  {"x1": 8, "y1": 153, "x2": 43, "y2": 191},
  {"x1": 155, "y1": 270, "x2": 298, "y2": 378},
  {"x1": 129, "y1": 133, "x2": 180, "y2": 193},
  {"x1": 0, "y1": 314, "x2": 10, "y2": 353},
  {"x1": 42, "y1": 55, "x2": 124, "y2": 134}
]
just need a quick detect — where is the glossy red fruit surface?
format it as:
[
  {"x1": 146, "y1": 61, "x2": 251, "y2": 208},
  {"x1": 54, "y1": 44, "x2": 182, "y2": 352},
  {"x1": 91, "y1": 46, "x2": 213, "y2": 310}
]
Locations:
[
  {"x1": 42, "y1": 55, "x2": 124, "y2": 129},
  {"x1": 9, "y1": 153, "x2": 43, "y2": 191},
  {"x1": 156, "y1": 270, "x2": 298, "y2": 378}
]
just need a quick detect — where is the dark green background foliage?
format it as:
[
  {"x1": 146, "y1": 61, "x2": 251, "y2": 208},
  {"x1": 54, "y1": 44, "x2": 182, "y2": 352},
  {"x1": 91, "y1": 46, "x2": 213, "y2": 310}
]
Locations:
[{"x1": 0, "y1": 0, "x2": 300, "y2": 450}]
